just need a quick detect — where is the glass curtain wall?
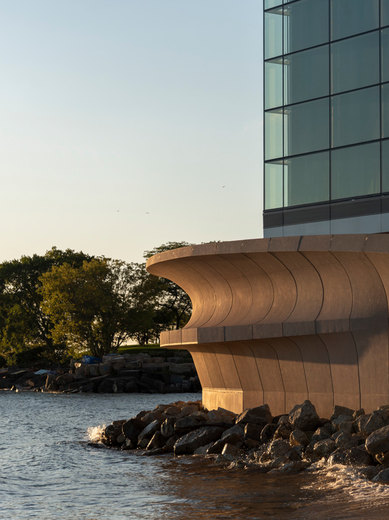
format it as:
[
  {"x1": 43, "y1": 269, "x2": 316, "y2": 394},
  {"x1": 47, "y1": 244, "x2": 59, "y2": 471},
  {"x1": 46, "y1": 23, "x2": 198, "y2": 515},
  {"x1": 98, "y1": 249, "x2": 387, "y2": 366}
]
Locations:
[{"x1": 264, "y1": 0, "x2": 389, "y2": 211}]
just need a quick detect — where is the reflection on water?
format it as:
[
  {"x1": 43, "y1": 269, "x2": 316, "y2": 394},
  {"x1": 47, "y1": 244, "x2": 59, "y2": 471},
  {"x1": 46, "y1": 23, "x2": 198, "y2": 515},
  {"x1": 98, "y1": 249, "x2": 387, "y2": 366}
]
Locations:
[{"x1": 2, "y1": 391, "x2": 389, "y2": 520}]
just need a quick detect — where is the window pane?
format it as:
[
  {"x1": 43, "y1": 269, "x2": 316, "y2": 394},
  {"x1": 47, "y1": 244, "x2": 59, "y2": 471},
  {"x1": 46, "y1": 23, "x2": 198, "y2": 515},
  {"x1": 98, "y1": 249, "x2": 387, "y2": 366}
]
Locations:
[
  {"x1": 332, "y1": 87, "x2": 380, "y2": 147},
  {"x1": 265, "y1": 0, "x2": 282, "y2": 9},
  {"x1": 284, "y1": 0, "x2": 329, "y2": 54},
  {"x1": 284, "y1": 152, "x2": 329, "y2": 206},
  {"x1": 382, "y1": 84, "x2": 389, "y2": 138},
  {"x1": 265, "y1": 8, "x2": 283, "y2": 59},
  {"x1": 382, "y1": 140, "x2": 389, "y2": 192},
  {"x1": 265, "y1": 161, "x2": 283, "y2": 209},
  {"x1": 383, "y1": 0, "x2": 389, "y2": 27},
  {"x1": 265, "y1": 109, "x2": 283, "y2": 160},
  {"x1": 284, "y1": 98, "x2": 329, "y2": 156},
  {"x1": 382, "y1": 29, "x2": 389, "y2": 83},
  {"x1": 331, "y1": 0, "x2": 379, "y2": 40},
  {"x1": 331, "y1": 32, "x2": 379, "y2": 94},
  {"x1": 331, "y1": 142, "x2": 380, "y2": 199},
  {"x1": 284, "y1": 45, "x2": 329, "y2": 104},
  {"x1": 265, "y1": 58, "x2": 283, "y2": 109}
]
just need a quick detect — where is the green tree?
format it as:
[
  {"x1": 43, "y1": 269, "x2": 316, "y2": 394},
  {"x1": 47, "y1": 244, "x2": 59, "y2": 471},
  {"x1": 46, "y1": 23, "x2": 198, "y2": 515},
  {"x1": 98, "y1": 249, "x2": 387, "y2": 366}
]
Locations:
[
  {"x1": 0, "y1": 247, "x2": 91, "y2": 364},
  {"x1": 40, "y1": 258, "x2": 136, "y2": 358},
  {"x1": 128, "y1": 242, "x2": 192, "y2": 345}
]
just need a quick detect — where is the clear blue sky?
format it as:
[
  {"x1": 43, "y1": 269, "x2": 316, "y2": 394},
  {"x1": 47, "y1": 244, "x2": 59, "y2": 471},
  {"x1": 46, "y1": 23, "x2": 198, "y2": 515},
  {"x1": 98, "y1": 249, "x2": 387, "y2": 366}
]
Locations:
[{"x1": 0, "y1": 0, "x2": 263, "y2": 263}]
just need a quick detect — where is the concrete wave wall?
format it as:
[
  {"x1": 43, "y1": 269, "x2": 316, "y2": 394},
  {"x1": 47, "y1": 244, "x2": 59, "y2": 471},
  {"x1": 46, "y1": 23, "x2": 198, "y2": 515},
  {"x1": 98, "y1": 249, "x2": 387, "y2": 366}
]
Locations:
[{"x1": 146, "y1": 235, "x2": 389, "y2": 417}]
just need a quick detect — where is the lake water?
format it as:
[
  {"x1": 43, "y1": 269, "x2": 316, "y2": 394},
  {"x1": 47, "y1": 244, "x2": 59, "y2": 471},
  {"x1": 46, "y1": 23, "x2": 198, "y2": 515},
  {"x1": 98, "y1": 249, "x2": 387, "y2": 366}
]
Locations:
[{"x1": 2, "y1": 391, "x2": 389, "y2": 520}]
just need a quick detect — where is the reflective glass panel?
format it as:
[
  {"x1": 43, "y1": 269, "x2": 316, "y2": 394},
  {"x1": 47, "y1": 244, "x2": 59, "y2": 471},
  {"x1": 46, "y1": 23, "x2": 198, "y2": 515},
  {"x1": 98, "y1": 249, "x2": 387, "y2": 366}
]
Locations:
[
  {"x1": 382, "y1": 0, "x2": 389, "y2": 27},
  {"x1": 331, "y1": 32, "x2": 379, "y2": 94},
  {"x1": 265, "y1": 161, "x2": 283, "y2": 209},
  {"x1": 331, "y1": 0, "x2": 379, "y2": 40},
  {"x1": 382, "y1": 29, "x2": 389, "y2": 83},
  {"x1": 265, "y1": 58, "x2": 283, "y2": 109},
  {"x1": 382, "y1": 84, "x2": 389, "y2": 138},
  {"x1": 265, "y1": 0, "x2": 282, "y2": 9},
  {"x1": 265, "y1": 8, "x2": 283, "y2": 59},
  {"x1": 382, "y1": 140, "x2": 389, "y2": 192},
  {"x1": 284, "y1": 0, "x2": 329, "y2": 54},
  {"x1": 284, "y1": 152, "x2": 329, "y2": 206},
  {"x1": 331, "y1": 142, "x2": 380, "y2": 199},
  {"x1": 332, "y1": 87, "x2": 380, "y2": 147},
  {"x1": 284, "y1": 98, "x2": 329, "y2": 156},
  {"x1": 265, "y1": 109, "x2": 283, "y2": 160},
  {"x1": 284, "y1": 45, "x2": 329, "y2": 104}
]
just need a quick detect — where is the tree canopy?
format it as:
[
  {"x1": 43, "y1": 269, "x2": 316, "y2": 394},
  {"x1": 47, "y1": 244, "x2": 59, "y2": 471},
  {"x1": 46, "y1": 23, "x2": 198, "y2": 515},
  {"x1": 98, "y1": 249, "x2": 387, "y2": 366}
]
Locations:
[{"x1": 0, "y1": 243, "x2": 192, "y2": 365}]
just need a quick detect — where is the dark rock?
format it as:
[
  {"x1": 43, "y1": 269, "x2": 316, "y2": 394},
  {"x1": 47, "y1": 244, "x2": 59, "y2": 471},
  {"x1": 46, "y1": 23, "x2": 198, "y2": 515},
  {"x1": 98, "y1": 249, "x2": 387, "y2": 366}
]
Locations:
[
  {"x1": 179, "y1": 404, "x2": 200, "y2": 417},
  {"x1": 221, "y1": 443, "x2": 242, "y2": 460},
  {"x1": 375, "y1": 451, "x2": 389, "y2": 465},
  {"x1": 174, "y1": 426, "x2": 224, "y2": 455},
  {"x1": 366, "y1": 425, "x2": 389, "y2": 456},
  {"x1": 353, "y1": 409, "x2": 365, "y2": 420},
  {"x1": 244, "y1": 438, "x2": 261, "y2": 450},
  {"x1": 163, "y1": 435, "x2": 179, "y2": 453},
  {"x1": 267, "y1": 439, "x2": 291, "y2": 459},
  {"x1": 273, "y1": 422, "x2": 292, "y2": 440},
  {"x1": 138, "y1": 419, "x2": 161, "y2": 444},
  {"x1": 289, "y1": 429, "x2": 309, "y2": 447},
  {"x1": 236, "y1": 405, "x2": 272, "y2": 427},
  {"x1": 362, "y1": 411, "x2": 388, "y2": 437},
  {"x1": 332, "y1": 415, "x2": 354, "y2": 433},
  {"x1": 354, "y1": 414, "x2": 370, "y2": 436},
  {"x1": 103, "y1": 420, "x2": 126, "y2": 446},
  {"x1": 288, "y1": 400, "x2": 320, "y2": 431},
  {"x1": 313, "y1": 439, "x2": 336, "y2": 458},
  {"x1": 206, "y1": 408, "x2": 235, "y2": 427},
  {"x1": 260, "y1": 423, "x2": 277, "y2": 443},
  {"x1": 330, "y1": 405, "x2": 355, "y2": 421},
  {"x1": 311, "y1": 425, "x2": 332, "y2": 444},
  {"x1": 346, "y1": 446, "x2": 373, "y2": 466},
  {"x1": 163, "y1": 405, "x2": 181, "y2": 417},
  {"x1": 122, "y1": 418, "x2": 143, "y2": 443},
  {"x1": 174, "y1": 415, "x2": 206, "y2": 434},
  {"x1": 372, "y1": 468, "x2": 389, "y2": 483},
  {"x1": 146, "y1": 431, "x2": 164, "y2": 450},
  {"x1": 194, "y1": 442, "x2": 214, "y2": 455},
  {"x1": 244, "y1": 423, "x2": 262, "y2": 441},
  {"x1": 328, "y1": 448, "x2": 348, "y2": 465},
  {"x1": 161, "y1": 417, "x2": 175, "y2": 438},
  {"x1": 206, "y1": 439, "x2": 226, "y2": 455},
  {"x1": 221, "y1": 424, "x2": 245, "y2": 445},
  {"x1": 97, "y1": 379, "x2": 115, "y2": 393},
  {"x1": 334, "y1": 431, "x2": 359, "y2": 449}
]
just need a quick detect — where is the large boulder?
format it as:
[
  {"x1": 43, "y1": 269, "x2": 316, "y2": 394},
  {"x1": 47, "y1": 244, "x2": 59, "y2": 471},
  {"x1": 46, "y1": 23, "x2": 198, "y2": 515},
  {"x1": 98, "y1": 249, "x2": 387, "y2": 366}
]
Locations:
[
  {"x1": 330, "y1": 405, "x2": 354, "y2": 421},
  {"x1": 161, "y1": 417, "x2": 175, "y2": 438},
  {"x1": 174, "y1": 415, "x2": 206, "y2": 434},
  {"x1": 221, "y1": 425, "x2": 245, "y2": 445},
  {"x1": 206, "y1": 408, "x2": 235, "y2": 427},
  {"x1": 236, "y1": 405, "x2": 272, "y2": 427},
  {"x1": 174, "y1": 426, "x2": 224, "y2": 455},
  {"x1": 138, "y1": 419, "x2": 161, "y2": 444},
  {"x1": 312, "y1": 439, "x2": 336, "y2": 458},
  {"x1": 288, "y1": 400, "x2": 320, "y2": 431},
  {"x1": 365, "y1": 425, "x2": 389, "y2": 456},
  {"x1": 122, "y1": 418, "x2": 143, "y2": 443}
]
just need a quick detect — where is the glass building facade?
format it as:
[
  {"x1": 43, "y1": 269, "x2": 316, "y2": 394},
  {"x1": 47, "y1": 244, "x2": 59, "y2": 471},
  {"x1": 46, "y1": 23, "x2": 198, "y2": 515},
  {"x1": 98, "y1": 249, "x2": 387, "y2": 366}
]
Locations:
[{"x1": 263, "y1": 0, "x2": 389, "y2": 236}]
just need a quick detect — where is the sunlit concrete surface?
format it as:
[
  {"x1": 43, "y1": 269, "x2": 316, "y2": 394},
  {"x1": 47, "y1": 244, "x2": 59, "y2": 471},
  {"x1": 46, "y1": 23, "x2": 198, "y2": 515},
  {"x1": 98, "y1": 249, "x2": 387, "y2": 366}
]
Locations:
[{"x1": 146, "y1": 235, "x2": 389, "y2": 417}]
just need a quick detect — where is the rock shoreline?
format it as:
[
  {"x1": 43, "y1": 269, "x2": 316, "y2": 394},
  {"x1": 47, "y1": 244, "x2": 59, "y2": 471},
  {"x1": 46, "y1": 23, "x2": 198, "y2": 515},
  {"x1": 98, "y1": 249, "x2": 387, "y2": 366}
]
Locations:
[
  {"x1": 99, "y1": 399, "x2": 389, "y2": 484},
  {"x1": 0, "y1": 351, "x2": 200, "y2": 394}
]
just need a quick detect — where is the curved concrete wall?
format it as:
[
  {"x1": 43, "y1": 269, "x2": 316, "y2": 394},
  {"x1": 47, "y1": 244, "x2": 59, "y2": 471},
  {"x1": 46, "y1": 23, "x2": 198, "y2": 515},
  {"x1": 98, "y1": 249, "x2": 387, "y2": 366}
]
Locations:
[{"x1": 146, "y1": 235, "x2": 389, "y2": 417}]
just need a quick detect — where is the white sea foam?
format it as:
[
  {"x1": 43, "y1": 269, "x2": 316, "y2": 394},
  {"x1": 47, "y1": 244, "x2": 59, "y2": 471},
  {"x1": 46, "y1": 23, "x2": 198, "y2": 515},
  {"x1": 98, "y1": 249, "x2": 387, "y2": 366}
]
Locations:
[
  {"x1": 304, "y1": 460, "x2": 389, "y2": 503},
  {"x1": 86, "y1": 424, "x2": 106, "y2": 443}
]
